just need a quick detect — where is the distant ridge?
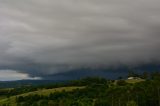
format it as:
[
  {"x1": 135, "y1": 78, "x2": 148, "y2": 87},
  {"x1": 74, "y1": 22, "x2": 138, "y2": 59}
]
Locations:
[
  {"x1": 0, "y1": 64, "x2": 159, "y2": 88},
  {"x1": 0, "y1": 80, "x2": 66, "y2": 88},
  {"x1": 45, "y1": 63, "x2": 160, "y2": 80}
]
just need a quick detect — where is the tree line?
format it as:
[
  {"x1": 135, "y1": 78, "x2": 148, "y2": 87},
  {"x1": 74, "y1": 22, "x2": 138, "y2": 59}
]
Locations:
[{"x1": 2, "y1": 72, "x2": 160, "y2": 106}]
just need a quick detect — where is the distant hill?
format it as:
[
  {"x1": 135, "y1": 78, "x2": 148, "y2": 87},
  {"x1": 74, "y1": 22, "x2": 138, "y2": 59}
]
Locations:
[
  {"x1": 0, "y1": 80, "x2": 66, "y2": 88},
  {"x1": 0, "y1": 63, "x2": 159, "y2": 88},
  {"x1": 44, "y1": 63, "x2": 160, "y2": 80}
]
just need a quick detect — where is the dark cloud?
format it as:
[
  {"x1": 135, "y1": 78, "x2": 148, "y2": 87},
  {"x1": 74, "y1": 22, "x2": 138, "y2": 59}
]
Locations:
[{"x1": 0, "y1": 0, "x2": 160, "y2": 80}]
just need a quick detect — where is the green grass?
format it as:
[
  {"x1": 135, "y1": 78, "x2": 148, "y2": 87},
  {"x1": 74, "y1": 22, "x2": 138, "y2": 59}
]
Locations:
[
  {"x1": 126, "y1": 79, "x2": 145, "y2": 84},
  {"x1": 0, "y1": 86, "x2": 85, "y2": 106},
  {"x1": 0, "y1": 88, "x2": 14, "y2": 101},
  {"x1": 21, "y1": 86, "x2": 85, "y2": 96},
  {"x1": 0, "y1": 96, "x2": 6, "y2": 100}
]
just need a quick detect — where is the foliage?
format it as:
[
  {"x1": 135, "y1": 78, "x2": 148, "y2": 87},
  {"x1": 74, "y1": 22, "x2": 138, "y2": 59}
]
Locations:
[{"x1": 0, "y1": 73, "x2": 160, "y2": 106}]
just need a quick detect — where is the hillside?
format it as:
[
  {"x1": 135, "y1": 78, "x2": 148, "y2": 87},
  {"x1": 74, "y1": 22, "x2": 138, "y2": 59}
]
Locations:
[
  {"x1": 0, "y1": 80, "x2": 67, "y2": 88},
  {"x1": 0, "y1": 86, "x2": 85, "y2": 106},
  {"x1": 0, "y1": 73, "x2": 160, "y2": 106}
]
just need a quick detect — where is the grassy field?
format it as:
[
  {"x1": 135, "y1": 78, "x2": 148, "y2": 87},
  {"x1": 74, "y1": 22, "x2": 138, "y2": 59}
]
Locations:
[
  {"x1": 126, "y1": 79, "x2": 145, "y2": 84},
  {"x1": 0, "y1": 88, "x2": 14, "y2": 101},
  {"x1": 0, "y1": 86, "x2": 85, "y2": 106},
  {"x1": 0, "y1": 96, "x2": 6, "y2": 100}
]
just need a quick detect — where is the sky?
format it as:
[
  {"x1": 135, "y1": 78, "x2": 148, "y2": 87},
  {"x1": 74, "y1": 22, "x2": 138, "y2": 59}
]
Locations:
[{"x1": 0, "y1": 0, "x2": 160, "y2": 81}]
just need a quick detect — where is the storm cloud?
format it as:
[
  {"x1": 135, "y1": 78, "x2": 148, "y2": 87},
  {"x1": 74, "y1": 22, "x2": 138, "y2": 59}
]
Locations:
[{"x1": 0, "y1": 0, "x2": 160, "y2": 80}]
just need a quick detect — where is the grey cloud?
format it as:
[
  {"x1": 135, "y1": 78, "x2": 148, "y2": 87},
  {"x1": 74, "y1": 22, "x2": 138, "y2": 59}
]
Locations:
[
  {"x1": 0, "y1": 69, "x2": 41, "y2": 81},
  {"x1": 0, "y1": 0, "x2": 160, "y2": 78}
]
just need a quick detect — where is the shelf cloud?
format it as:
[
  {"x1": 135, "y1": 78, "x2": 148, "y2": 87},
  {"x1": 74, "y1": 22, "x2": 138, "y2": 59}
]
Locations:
[
  {"x1": 0, "y1": 0, "x2": 160, "y2": 80},
  {"x1": 0, "y1": 70, "x2": 41, "y2": 81}
]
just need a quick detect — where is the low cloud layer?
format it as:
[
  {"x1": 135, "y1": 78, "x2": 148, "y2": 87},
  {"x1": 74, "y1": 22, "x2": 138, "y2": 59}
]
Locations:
[
  {"x1": 0, "y1": 70, "x2": 41, "y2": 81},
  {"x1": 0, "y1": 0, "x2": 160, "y2": 80}
]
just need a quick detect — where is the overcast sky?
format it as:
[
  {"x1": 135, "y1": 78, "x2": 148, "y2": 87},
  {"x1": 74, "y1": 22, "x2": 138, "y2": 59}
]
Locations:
[{"x1": 0, "y1": 0, "x2": 160, "y2": 80}]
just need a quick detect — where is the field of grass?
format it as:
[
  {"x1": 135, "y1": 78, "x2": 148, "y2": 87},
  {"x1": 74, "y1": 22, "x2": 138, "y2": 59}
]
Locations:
[
  {"x1": 126, "y1": 79, "x2": 145, "y2": 84},
  {"x1": 0, "y1": 88, "x2": 14, "y2": 101},
  {"x1": 0, "y1": 96, "x2": 6, "y2": 100},
  {"x1": 0, "y1": 86, "x2": 85, "y2": 106}
]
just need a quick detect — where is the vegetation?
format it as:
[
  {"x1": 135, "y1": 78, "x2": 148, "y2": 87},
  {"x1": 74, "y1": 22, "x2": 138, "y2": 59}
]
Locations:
[{"x1": 0, "y1": 72, "x2": 160, "y2": 106}]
